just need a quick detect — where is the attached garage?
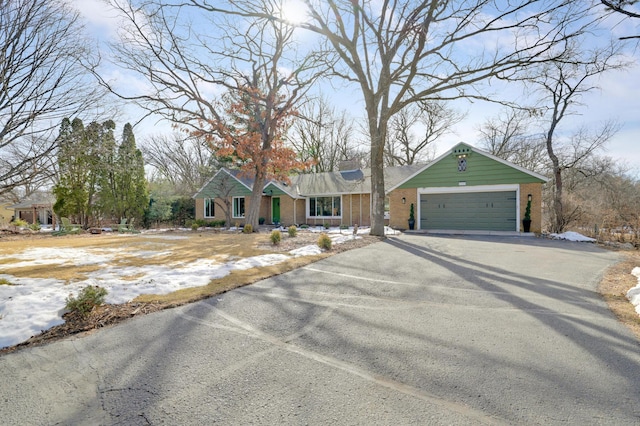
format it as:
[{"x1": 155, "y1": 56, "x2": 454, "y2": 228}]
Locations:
[
  {"x1": 388, "y1": 142, "x2": 548, "y2": 233},
  {"x1": 419, "y1": 190, "x2": 517, "y2": 231}
]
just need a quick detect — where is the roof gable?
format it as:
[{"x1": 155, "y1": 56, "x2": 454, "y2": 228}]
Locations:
[
  {"x1": 263, "y1": 181, "x2": 300, "y2": 198},
  {"x1": 193, "y1": 168, "x2": 253, "y2": 198},
  {"x1": 390, "y1": 142, "x2": 547, "y2": 190}
]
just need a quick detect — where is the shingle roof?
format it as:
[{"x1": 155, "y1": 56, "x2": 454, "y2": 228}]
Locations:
[
  {"x1": 9, "y1": 194, "x2": 55, "y2": 209},
  {"x1": 291, "y1": 164, "x2": 424, "y2": 196}
]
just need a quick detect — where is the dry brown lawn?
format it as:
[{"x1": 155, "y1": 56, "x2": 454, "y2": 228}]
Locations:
[
  {"x1": 1, "y1": 229, "x2": 639, "y2": 353},
  {"x1": 598, "y1": 250, "x2": 640, "y2": 340},
  {"x1": 0, "y1": 228, "x2": 379, "y2": 354}
]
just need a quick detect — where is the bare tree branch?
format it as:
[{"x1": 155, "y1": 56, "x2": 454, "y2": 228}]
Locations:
[{"x1": 0, "y1": 0, "x2": 106, "y2": 196}]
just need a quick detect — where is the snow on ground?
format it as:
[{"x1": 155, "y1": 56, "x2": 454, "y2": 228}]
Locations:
[
  {"x1": 628, "y1": 268, "x2": 640, "y2": 316},
  {"x1": 0, "y1": 227, "x2": 386, "y2": 349},
  {"x1": 549, "y1": 231, "x2": 596, "y2": 242}
]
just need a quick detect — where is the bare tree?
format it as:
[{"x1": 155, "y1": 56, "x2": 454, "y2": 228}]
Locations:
[
  {"x1": 0, "y1": 0, "x2": 104, "y2": 196},
  {"x1": 98, "y1": 0, "x2": 327, "y2": 229},
  {"x1": 529, "y1": 41, "x2": 628, "y2": 233},
  {"x1": 600, "y1": 0, "x2": 640, "y2": 39},
  {"x1": 385, "y1": 102, "x2": 463, "y2": 166},
  {"x1": 478, "y1": 108, "x2": 548, "y2": 174},
  {"x1": 601, "y1": 0, "x2": 640, "y2": 18},
  {"x1": 142, "y1": 133, "x2": 217, "y2": 195},
  {"x1": 290, "y1": 97, "x2": 363, "y2": 172},
  {"x1": 196, "y1": 0, "x2": 605, "y2": 235}
]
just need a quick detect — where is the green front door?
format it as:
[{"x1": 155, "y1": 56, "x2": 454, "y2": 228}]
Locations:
[{"x1": 272, "y1": 197, "x2": 281, "y2": 224}]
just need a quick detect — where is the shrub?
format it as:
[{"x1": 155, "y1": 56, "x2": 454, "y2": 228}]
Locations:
[
  {"x1": 11, "y1": 218, "x2": 28, "y2": 228},
  {"x1": 65, "y1": 285, "x2": 108, "y2": 316},
  {"x1": 29, "y1": 222, "x2": 41, "y2": 231},
  {"x1": 288, "y1": 225, "x2": 297, "y2": 237},
  {"x1": 318, "y1": 233, "x2": 332, "y2": 250},
  {"x1": 191, "y1": 222, "x2": 199, "y2": 231},
  {"x1": 323, "y1": 222, "x2": 330, "y2": 229},
  {"x1": 339, "y1": 224, "x2": 349, "y2": 230},
  {"x1": 243, "y1": 224, "x2": 253, "y2": 234},
  {"x1": 270, "y1": 230, "x2": 282, "y2": 245},
  {"x1": 0, "y1": 278, "x2": 14, "y2": 286},
  {"x1": 300, "y1": 224, "x2": 309, "y2": 229},
  {"x1": 259, "y1": 217, "x2": 265, "y2": 225}
]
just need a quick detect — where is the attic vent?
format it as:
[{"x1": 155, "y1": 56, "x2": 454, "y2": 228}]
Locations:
[
  {"x1": 338, "y1": 158, "x2": 361, "y2": 171},
  {"x1": 452, "y1": 147, "x2": 472, "y2": 158}
]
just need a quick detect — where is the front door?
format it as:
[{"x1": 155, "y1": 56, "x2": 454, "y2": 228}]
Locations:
[{"x1": 272, "y1": 197, "x2": 281, "y2": 224}]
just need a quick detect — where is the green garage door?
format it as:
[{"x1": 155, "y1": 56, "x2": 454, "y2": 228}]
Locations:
[{"x1": 419, "y1": 191, "x2": 517, "y2": 231}]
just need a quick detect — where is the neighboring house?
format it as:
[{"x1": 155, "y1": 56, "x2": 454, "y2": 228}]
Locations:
[
  {"x1": 193, "y1": 143, "x2": 547, "y2": 233},
  {"x1": 9, "y1": 194, "x2": 56, "y2": 227},
  {"x1": 0, "y1": 201, "x2": 14, "y2": 225}
]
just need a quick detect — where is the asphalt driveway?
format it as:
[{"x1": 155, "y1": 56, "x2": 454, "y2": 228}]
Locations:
[{"x1": 1, "y1": 234, "x2": 639, "y2": 425}]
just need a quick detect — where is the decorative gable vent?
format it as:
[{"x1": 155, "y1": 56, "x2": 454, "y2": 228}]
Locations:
[{"x1": 452, "y1": 146, "x2": 472, "y2": 158}]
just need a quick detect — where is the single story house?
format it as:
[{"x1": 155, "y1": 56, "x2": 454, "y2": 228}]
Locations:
[
  {"x1": 9, "y1": 194, "x2": 56, "y2": 227},
  {"x1": 193, "y1": 142, "x2": 547, "y2": 233}
]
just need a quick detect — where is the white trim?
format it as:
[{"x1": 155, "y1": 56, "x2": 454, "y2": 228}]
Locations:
[
  {"x1": 193, "y1": 168, "x2": 254, "y2": 199},
  {"x1": 232, "y1": 196, "x2": 245, "y2": 218},
  {"x1": 306, "y1": 195, "x2": 343, "y2": 219},
  {"x1": 416, "y1": 184, "x2": 521, "y2": 232},
  {"x1": 204, "y1": 197, "x2": 215, "y2": 218},
  {"x1": 417, "y1": 184, "x2": 519, "y2": 195},
  {"x1": 386, "y1": 142, "x2": 548, "y2": 193}
]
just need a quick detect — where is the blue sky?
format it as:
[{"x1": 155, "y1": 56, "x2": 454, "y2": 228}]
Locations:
[{"x1": 71, "y1": 0, "x2": 640, "y2": 175}]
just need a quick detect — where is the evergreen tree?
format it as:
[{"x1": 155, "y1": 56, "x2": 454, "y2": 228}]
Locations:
[
  {"x1": 115, "y1": 124, "x2": 148, "y2": 221},
  {"x1": 53, "y1": 119, "x2": 149, "y2": 227},
  {"x1": 53, "y1": 118, "x2": 91, "y2": 226}
]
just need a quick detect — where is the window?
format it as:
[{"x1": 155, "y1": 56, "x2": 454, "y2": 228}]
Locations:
[
  {"x1": 204, "y1": 198, "x2": 215, "y2": 218},
  {"x1": 309, "y1": 196, "x2": 341, "y2": 218},
  {"x1": 233, "y1": 197, "x2": 245, "y2": 218},
  {"x1": 457, "y1": 157, "x2": 467, "y2": 172},
  {"x1": 384, "y1": 196, "x2": 390, "y2": 219}
]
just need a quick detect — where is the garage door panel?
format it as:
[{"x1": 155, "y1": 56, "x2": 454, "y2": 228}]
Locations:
[{"x1": 420, "y1": 191, "x2": 516, "y2": 231}]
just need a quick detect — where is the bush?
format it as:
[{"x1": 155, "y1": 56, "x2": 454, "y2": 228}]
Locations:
[
  {"x1": 288, "y1": 225, "x2": 297, "y2": 237},
  {"x1": 191, "y1": 222, "x2": 199, "y2": 231},
  {"x1": 270, "y1": 230, "x2": 282, "y2": 245},
  {"x1": 339, "y1": 224, "x2": 349, "y2": 230},
  {"x1": 323, "y1": 222, "x2": 330, "y2": 229},
  {"x1": 259, "y1": 217, "x2": 265, "y2": 225},
  {"x1": 29, "y1": 222, "x2": 41, "y2": 231},
  {"x1": 0, "y1": 278, "x2": 15, "y2": 286},
  {"x1": 11, "y1": 218, "x2": 28, "y2": 228},
  {"x1": 65, "y1": 285, "x2": 108, "y2": 316},
  {"x1": 300, "y1": 224, "x2": 309, "y2": 229},
  {"x1": 243, "y1": 224, "x2": 253, "y2": 234},
  {"x1": 318, "y1": 233, "x2": 332, "y2": 250}
]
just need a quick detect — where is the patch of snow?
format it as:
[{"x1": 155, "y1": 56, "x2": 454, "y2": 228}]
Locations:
[
  {"x1": 628, "y1": 268, "x2": 640, "y2": 316},
  {"x1": 549, "y1": 231, "x2": 596, "y2": 242},
  {"x1": 0, "y1": 231, "x2": 366, "y2": 349}
]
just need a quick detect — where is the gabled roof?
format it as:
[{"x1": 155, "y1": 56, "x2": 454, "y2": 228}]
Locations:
[
  {"x1": 386, "y1": 142, "x2": 548, "y2": 192},
  {"x1": 193, "y1": 168, "x2": 254, "y2": 199},
  {"x1": 9, "y1": 193, "x2": 55, "y2": 209}
]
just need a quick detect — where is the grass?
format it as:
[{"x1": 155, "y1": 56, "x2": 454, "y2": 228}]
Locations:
[
  {"x1": 0, "y1": 278, "x2": 14, "y2": 286},
  {"x1": 0, "y1": 230, "x2": 332, "y2": 306},
  {"x1": 598, "y1": 251, "x2": 640, "y2": 340}
]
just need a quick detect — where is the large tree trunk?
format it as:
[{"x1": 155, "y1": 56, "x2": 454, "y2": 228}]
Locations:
[
  {"x1": 546, "y1": 120, "x2": 565, "y2": 234},
  {"x1": 246, "y1": 172, "x2": 266, "y2": 231},
  {"x1": 369, "y1": 123, "x2": 386, "y2": 237}
]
